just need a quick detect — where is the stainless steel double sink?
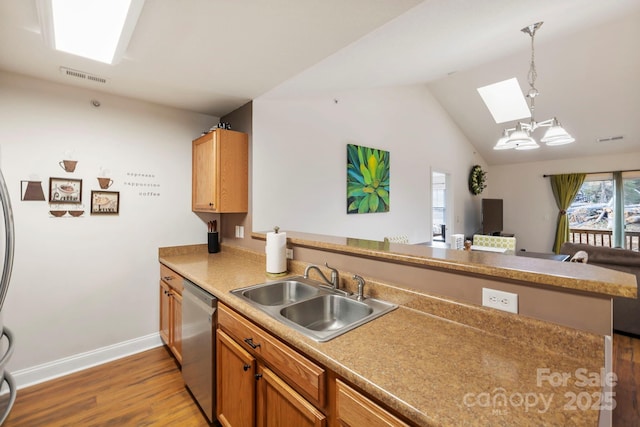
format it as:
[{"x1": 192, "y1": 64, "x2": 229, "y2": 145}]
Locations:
[{"x1": 231, "y1": 276, "x2": 397, "y2": 342}]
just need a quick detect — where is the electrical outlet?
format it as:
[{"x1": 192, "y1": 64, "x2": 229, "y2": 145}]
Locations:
[
  {"x1": 482, "y1": 288, "x2": 518, "y2": 313},
  {"x1": 286, "y1": 248, "x2": 293, "y2": 259},
  {"x1": 235, "y1": 225, "x2": 244, "y2": 238}
]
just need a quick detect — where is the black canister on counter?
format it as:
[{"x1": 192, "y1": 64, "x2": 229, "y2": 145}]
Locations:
[{"x1": 208, "y1": 232, "x2": 220, "y2": 253}]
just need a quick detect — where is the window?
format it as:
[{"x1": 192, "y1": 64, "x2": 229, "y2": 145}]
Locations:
[
  {"x1": 623, "y1": 171, "x2": 640, "y2": 250},
  {"x1": 37, "y1": 0, "x2": 145, "y2": 64},
  {"x1": 568, "y1": 171, "x2": 640, "y2": 251}
]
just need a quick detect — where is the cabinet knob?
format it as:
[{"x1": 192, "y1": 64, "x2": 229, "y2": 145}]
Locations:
[
  {"x1": 243, "y1": 364, "x2": 251, "y2": 372},
  {"x1": 209, "y1": 202, "x2": 214, "y2": 207},
  {"x1": 254, "y1": 373, "x2": 263, "y2": 380},
  {"x1": 163, "y1": 276, "x2": 173, "y2": 281}
]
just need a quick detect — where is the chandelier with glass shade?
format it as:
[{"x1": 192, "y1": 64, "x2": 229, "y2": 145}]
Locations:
[{"x1": 492, "y1": 22, "x2": 575, "y2": 151}]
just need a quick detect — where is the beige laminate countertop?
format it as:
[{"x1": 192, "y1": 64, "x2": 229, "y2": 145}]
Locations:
[
  {"x1": 159, "y1": 245, "x2": 607, "y2": 426},
  {"x1": 253, "y1": 231, "x2": 637, "y2": 298}
]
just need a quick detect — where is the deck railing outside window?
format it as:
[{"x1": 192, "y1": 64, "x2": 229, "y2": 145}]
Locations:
[
  {"x1": 567, "y1": 171, "x2": 640, "y2": 252},
  {"x1": 569, "y1": 228, "x2": 640, "y2": 252}
]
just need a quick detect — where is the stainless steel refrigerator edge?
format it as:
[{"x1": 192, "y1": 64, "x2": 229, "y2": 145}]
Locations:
[
  {"x1": 182, "y1": 279, "x2": 217, "y2": 423},
  {"x1": 0, "y1": 169, "x2": 17, "y2": 424}
]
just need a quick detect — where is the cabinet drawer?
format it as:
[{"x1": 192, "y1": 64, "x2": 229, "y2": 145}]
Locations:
[
  {"x1": 336, "y1": 379, "x2": 410, "y2": 427},
  {"x1": 160, "y1": 264, "x2": 183, "y2": 293},
  {"x1": 218, "y1": 304, "x2": 326, "y2": 408}
]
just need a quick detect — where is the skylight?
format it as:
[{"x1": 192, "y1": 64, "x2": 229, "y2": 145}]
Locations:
[
  {"x1": 477, "y1": 78, "x2": 531, "y2": 124},
  {"x1": 38, "y1": 0, "x2": 145, "y2": 64}
]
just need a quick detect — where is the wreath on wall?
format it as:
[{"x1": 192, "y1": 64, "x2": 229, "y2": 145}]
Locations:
[{"x1": 468, "y1": 165, "x2": 487, "y2": 195}]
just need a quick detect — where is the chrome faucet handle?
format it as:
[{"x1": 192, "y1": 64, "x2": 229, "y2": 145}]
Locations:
[
  {"x1": 324, "y1": 262, "x2": 339, "y2": 288},
  {"x1": 304, "y1": 264, "x2": 332, "y2": 288}
]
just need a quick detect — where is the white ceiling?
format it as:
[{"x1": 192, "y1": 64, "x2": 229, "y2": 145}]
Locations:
[
  {"x1": 1, "y1": 0, "x2": 638, "y2": 165},
  {"x1": 0, "y1": 0, "x2": 422, "y2": 114}
]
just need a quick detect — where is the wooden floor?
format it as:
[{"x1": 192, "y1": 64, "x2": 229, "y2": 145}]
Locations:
[
  {"x1": 3, "y1": 346, "x2": 210, "y2": 427},
  {"x1": 613, "y1": 333, "x2": 640, "y2": 427},
  {"x1": 2, "y1": 335, "x2": 639, "y2": 426}
]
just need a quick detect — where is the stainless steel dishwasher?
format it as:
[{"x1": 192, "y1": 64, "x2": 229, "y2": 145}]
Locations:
[{"x1": 182, "y1": 279, "x2": 217, "y2": 423}]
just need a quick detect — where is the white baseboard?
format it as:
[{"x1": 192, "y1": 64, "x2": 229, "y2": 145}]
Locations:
[{"x1": 10, "y1": 333, "x2": 164, "y2": 390}]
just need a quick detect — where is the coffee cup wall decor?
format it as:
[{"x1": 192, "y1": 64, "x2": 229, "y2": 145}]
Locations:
[
  {"x1": 59, "y1": 160, "x2": 77, "y2": 173},
  {"x1": 97, "y1": 177, "x2": 113, "y2": 189}
]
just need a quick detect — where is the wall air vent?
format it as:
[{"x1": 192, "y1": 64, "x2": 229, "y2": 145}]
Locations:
[
  {"x1": 596, "y1": 135, "x2": 624, "y2": 143},
  {"x1": 59, "y1": 67, "x2": 108, "y2": 84}
]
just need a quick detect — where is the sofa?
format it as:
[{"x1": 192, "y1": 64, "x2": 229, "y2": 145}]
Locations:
[{"x1": 560, "y1": 242, "x2": 640, "y2": 336}]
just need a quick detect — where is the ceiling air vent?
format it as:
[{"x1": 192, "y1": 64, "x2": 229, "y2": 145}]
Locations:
[
  {"x1": 596, "y1": 135, "x2": 624, "y2": 143},
  {"x1": 59, "y1": 67, "x2": 108, "y2": 84}
]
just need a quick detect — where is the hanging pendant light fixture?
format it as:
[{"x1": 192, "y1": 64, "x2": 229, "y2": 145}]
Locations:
[
  {"x1": 492, "y1": 22, "x2": 574, "y2": 150},
  {"x1": 541, "y1": 117, "x2": 575, "y2": 145},
  {"x1": 493, "y1": 129, "x2": 516, "y2": 150}
]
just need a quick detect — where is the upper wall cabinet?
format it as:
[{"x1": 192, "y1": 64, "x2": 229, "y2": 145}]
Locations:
[{"x1": 192, "y1": 129, "x2": 248, "y2": 213}]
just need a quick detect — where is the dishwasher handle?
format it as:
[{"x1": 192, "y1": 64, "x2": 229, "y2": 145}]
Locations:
[
  {"x1": 183, "y1": 289, "x2": 217, "y2": 320},
  {"x1": 183, "y1": 280, "x2": 217, "y2": 307}
]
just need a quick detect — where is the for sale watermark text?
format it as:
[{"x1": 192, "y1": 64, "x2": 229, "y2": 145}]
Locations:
[{"x1": 462, "y1": 368, "x2": 617, "y2": 415}]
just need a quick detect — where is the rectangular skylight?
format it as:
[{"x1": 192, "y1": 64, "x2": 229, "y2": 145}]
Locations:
[
  {"x1": 42, "y1": 0, "x2": 145, "y2": 64},
  {"x1": 477, "y1": 78, "x2": 531, "y2": 124}
]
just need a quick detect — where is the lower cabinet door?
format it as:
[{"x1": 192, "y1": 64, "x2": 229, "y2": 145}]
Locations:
[
  {"x1": 217, "y1": 329, "x2": 256, "y2": 427},
  {"x1": 159, "y1": 281, "x2": 171, "y2": 345},
  {"x1": 171, "y1": 291, "x2": 182, "y2": 364},
  {"x1": 335, "y1": 379, "x2": 409, "y2": 427},
  {"x1": 256, "y1": 365, "x2": 326, "y2": 427}
]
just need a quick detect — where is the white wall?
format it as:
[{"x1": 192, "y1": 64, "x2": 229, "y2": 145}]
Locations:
[
  {"x1": 490, "y1": 152, "x2": 640, "y2": 252},
  {"x1": 0, "y1": 71, "x2": 216, "y2": 380},
  {"x1": 253, "y1": 84, "x2": 485, "y2": 243}
]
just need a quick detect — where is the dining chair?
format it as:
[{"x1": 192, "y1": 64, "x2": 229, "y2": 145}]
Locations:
[{"x1": 472, "y1": 234, "x2": 516, "y2": 251}]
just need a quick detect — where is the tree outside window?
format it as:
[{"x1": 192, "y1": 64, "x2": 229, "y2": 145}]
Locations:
[
  {"x1": 568, "y1": 172, "x2": 640, "y2": 250},
  {"x1": 623, "y1": 176, "x2": 640, "y2": 234}
]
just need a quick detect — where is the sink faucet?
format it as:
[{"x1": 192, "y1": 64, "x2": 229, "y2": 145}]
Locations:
[
  {"x1": 304, "y1": 262, "x2": 340, "y2": 290},
  {"x1": 353, "y1": 274, "x2": 365, "y2": 301}
]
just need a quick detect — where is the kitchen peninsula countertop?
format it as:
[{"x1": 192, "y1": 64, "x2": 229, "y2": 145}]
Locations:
[
  {"x1": 252, "y1": 231, "x2": 637, "y2": 299},
  {"x1": 159, "y1": 244, "x2": 608, "y2": 426}
]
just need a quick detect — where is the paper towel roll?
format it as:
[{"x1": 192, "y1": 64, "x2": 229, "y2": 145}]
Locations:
[{"x1": 266, "y1": 231, "x2": 287, "y2": 274}]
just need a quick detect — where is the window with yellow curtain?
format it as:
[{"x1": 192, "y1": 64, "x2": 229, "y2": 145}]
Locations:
[
  {"x1": 567, "y1": 173, "x2": 614, "y2": 244},
  {"x1": 566, "y1": 170, "x2": 640, "y2": 251}
]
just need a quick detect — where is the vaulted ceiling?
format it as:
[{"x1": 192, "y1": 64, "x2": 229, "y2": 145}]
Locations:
[{"x1": 1, "y1": 0, "x2": 638, "y2": 165}]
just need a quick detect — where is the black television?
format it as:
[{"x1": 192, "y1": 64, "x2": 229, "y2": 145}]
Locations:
[{"x1": 481, "y1": 198, "x2": 503, "y2": 235}]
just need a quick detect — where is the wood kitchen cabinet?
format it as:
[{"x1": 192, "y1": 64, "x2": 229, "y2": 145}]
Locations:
[
  {"x1": 256, "y1": 364, "x2": 325, "y2": 427},
  {"x1": 159, "y1": 264, "x2": 183, "y2": 364},
  {"x1": 217, "y1": 329, "x2": 256, "y2": 427},
  {"x1": 335, "y1": 379, "x2": 410, "y2": 427},
  {"x1": 216, "y1": 303, "x2": 326, "y2": 427},
  {"x1": 192, "y1": 129, "x2": 248, "y2": 213}
]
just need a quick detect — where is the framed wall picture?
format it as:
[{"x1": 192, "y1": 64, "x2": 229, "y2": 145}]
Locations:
[
  {"x1": 49, "y1": 178, "x2": 82, "y2": 203},
  {"x1": 346, "y1": 144, "x2": 390, "y2": 214},
  {"x1": 91, "y1": 190, "x2": 119, "y2": 214}
]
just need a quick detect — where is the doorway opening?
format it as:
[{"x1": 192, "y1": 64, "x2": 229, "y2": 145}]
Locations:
[{"x1": 432, "y1": 171, "x2": 450, "y2": 243}]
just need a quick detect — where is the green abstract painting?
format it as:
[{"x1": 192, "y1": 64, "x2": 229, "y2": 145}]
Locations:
[{"x1": 347, "y1": 144, "x2": 390, "y2": 214}]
